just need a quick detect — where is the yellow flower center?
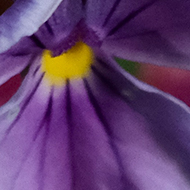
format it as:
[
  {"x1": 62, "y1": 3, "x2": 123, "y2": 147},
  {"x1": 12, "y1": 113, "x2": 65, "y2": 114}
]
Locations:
[{"x1": 41, "y1": 42, "x2": 94, "y2": 86}]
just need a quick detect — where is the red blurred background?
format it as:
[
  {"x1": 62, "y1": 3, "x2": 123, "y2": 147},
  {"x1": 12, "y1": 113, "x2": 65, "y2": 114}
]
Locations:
[{"x1": 138, "y1": 64, "x2": 190, "y2": 106}]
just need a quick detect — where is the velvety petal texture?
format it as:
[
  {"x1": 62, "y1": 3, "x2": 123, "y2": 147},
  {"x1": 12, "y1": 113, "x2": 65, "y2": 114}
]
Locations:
[
  {"x1": 0, "y1": 54, "x2": 190, "y2": 189},
  {"x1": 0, "y1": 53, "x2": 30, "y2": 86},
  {"x1": 0, "y1": 35, "x2": 43, "y2": 86},
  {"x1": 0, "y1": 0, "x2": 190, "y2": 189},
  {"x1": 86, "y1": 0, "x2": 190, "y2": 70},
  {"x1": 0, "y1": 55, "x2": 42, "y2": 121},
  {"x1": 33, "y1": 0, "x2": 83, "y2": 55},
  {"x1": 0, "y1": 0, "x2": 63, "y2": 53}
]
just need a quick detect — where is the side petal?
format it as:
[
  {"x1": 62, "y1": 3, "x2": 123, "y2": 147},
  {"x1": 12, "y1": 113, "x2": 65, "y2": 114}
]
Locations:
[
  {"x1": 86, "y1": 0, "x2": 190, "y2": 70},
  {"x1": 0, "y1": 54, "x2": 190, "y2": 189},
  {"x1": 0, "y1": 54, "x2": 42, "y2": 117},
  {"x1": 0, "y1": 36, "x2": 42, "y2": 87},
  {"x1": 0, "y1": 0, "x2": 63, "y2": 53}
]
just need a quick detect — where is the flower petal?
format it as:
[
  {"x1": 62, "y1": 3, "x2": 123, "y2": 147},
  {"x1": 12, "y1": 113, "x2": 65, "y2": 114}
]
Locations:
[
  {"x1": 33, "y1": 0, "x2": 83, "y2": 55},
  {"x1": 0, "y1": 54, "x2": 42, "y2": 118},
  {"x1": 0, "y1": 36, "x2": 42, "y2": 87},
  {"x1": 86, "y1": 55, "x2": 190, "y2": 189},
  {"x1": 86, "y1": 0, "x2": 190, "y2": 70},
  {"x1": 0, "y1": 0, "x2": 63, "y2": 53},
  {"x1": 0, "y1": 53, "x2": 190, "y2": 189}
]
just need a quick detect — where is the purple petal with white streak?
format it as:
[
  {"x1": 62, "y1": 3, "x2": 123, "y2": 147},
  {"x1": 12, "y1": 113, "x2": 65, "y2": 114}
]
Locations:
[{"x1": 0, "y1": 0, "x2": 63, "y2": 53}]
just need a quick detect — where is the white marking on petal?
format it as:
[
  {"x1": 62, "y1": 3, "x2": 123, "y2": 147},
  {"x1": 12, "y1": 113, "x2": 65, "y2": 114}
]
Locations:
[
  {"x1": 122, "y1": 89, "x2": 135, "y2": 100},
  {"x1": 7, "y1": 105, "x2": 20, "y2": 121}
]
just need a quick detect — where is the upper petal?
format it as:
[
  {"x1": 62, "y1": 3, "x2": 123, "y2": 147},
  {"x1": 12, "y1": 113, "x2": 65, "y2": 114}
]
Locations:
[
  {"x1": 0, "y1": 0, "x2": 63, "y2": 53},
  {"x1": 86, "y1": 0, "x2": 190, "y2": 70},
  {"x1": 32, "y1": 0, "x2": 83, "y2": 55}
]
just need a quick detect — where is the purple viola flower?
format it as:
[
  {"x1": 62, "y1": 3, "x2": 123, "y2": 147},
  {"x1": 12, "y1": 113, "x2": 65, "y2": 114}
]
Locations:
[{"x1": 1, "y1": 0, "x2": 190, "y2": 189}]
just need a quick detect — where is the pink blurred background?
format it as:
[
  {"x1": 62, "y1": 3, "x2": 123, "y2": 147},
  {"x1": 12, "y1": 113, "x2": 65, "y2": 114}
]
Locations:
[{"x1": 137, "y1": 64, "x2": 190, "y2": 106}]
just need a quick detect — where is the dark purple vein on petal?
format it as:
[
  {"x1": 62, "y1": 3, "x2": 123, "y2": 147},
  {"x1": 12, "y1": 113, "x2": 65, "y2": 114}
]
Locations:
[
  {"x1": 30, "y1": 34, "x2": 46, "y2": 49},
  {"x1": 33, "y1": 65, "x2": 42, "y2": 77},
  {"x1": 107, "y1": 0, "x2": 157, "y2": 36},
  {"x1": 93, "y1": 57, "x2": 136, "y2": 92},
  {"x1": 38, "y1": 88, "x2": 53, "y2": 190},
  {"x1": 66, "y1": 79, "x2": 72, "y2": 121},
  {"x1": 83, "y1": 78, "x2": 138, "y2": 190},
  {"x1": 82, "y1": 0, "x2": 87, "y2": 6},
  {"x1": 91, "y1": 65, "x2": 123, "y2": 98},
  {"x1": 91, "y1": 65, "x2": 134, "y2": 104},
  {"x1": 20, "y1": 55, "x2": 39, "y2": 78},
  {"x1": 102, "y1": 0, "x2": 122, "y2": 27},
  {"x1": 34, "y1": 88, "x2": 54, "y2": 142},
  {"x1": 0, "y1": 74, "x2": 45, "y2": 146},
  {"x1": 45, "y1": 21, "x2": 54, "y2": 35},
  {"x1": 65, "y1": 79, "x2": 75, "y2": 189},
  {"x1": 83, "y1": 78, "x2": 113, "y2": 136},
  {"x1": 10, "y1": 92, "x2": 53, "y2": 190}
]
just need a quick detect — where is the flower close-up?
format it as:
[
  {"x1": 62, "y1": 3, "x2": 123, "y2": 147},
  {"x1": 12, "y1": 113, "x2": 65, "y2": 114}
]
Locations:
[{"x1": 1, "y1": 0, "x2": 190, "y2": 190}]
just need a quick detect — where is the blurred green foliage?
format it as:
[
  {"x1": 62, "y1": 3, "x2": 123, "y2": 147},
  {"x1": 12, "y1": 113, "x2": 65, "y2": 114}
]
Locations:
[{"x1": 115, "y1": 57, "x2": 140, "y2": 76}]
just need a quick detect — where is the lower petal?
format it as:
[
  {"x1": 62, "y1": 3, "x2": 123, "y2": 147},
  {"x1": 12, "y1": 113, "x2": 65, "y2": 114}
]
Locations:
[{"x1": 0, "y1": 54, "x2": 190, "y2": 189}]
